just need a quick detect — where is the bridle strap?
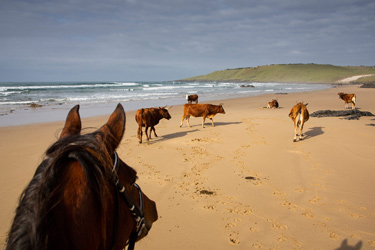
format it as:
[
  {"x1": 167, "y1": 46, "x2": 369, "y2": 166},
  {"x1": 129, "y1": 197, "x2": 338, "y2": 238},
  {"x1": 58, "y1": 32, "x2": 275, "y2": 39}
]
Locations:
[
  {"x1": 111, "y1": 185, "x2": 119, "y2": 250},
  {"x1": 112, "y1": 151, "x2": 145, "y2": 250},
  {"x1": 127, "y1": 231, "x2": 138, "y2": 250}
]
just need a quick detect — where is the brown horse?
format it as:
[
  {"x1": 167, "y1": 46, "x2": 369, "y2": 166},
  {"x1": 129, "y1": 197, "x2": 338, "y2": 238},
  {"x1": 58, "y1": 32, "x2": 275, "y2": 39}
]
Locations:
[{"x1": 6, "y1": 104, "x2": 158, "y2": 250}]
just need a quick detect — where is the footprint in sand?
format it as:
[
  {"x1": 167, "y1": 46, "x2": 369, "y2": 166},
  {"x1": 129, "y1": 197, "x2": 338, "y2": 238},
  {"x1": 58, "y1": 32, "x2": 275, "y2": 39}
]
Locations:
[
  {"x1": 252, "y1": 242, "x2": 263, "y2": 248},
  {"x1": 309, "y1": 196, "x2": 322, "y2": 203},
  {"x1": 204, "y1": 205, "x2": 216, "y2": 210},
  {"x1": 329, "y1": 231, "x2": 340, "y2": 240},
  {"x1": 281, "y1": 200, "x2": 297, "y2": 210},
  {"x1": 228, "y1": 231, "x2": 240, "y2": 245},
  {"x1": 302, "y1": 209, "x2": 314, "y2": 219},
  {"x1": 267, "y1": 218, "x2": 288, "y2": 230}
]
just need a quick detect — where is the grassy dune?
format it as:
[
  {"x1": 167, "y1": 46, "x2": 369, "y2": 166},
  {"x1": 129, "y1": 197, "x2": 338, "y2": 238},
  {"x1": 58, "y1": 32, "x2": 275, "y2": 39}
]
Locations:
[{"x1": 181, "y1": 64, "x2": 375, "y2": 83}]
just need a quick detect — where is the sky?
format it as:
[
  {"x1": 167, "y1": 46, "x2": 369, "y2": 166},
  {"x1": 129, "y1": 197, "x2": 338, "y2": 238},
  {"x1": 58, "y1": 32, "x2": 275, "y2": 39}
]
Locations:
[{"x1": 0, "y1": 0, "x2": 374, "y2": 82}]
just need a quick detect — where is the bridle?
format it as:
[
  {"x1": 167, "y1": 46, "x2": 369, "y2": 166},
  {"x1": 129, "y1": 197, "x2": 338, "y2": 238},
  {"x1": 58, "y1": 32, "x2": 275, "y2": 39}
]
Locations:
[{"x1": 111, "y1": 151, "x2": 146, "y2": 250}]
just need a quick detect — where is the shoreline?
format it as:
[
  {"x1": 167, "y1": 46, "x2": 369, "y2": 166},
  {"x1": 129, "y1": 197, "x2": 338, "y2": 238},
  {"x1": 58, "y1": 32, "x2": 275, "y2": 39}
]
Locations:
[
  {"x1": 1, "y1": 84, "x2": 375, "y2": 249},
  {"x1": 0, "y1": 82, "x2": 330, "y2": 127}
]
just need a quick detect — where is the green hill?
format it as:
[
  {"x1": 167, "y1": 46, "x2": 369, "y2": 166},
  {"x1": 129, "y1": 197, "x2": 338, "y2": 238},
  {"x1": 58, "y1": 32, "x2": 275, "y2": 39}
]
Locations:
[{"x1": 180, "y1": 64, "x2": 375, "y2": 83}]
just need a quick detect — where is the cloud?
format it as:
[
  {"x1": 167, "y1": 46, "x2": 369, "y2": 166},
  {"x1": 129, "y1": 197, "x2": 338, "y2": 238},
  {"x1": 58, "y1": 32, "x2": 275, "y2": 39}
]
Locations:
[{"x1": 0, "y1": 0, "x2": 374, "y2": 81}]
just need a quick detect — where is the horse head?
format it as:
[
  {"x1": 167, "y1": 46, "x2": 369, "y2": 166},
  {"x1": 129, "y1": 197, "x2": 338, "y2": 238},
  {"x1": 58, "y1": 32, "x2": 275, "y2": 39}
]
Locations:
[
  {"x1": 6, "y1": 104, "x2": 157, "y2": 250},
  {"x1": 62, "y1": 104, "x2": 158, "y2": 248}
]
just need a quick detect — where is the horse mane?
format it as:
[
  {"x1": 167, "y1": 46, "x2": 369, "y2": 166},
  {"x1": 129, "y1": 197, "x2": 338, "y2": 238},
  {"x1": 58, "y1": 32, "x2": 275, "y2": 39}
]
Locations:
[{"x1": 6, "y1": 132, "x2": 115, "y2": 250}]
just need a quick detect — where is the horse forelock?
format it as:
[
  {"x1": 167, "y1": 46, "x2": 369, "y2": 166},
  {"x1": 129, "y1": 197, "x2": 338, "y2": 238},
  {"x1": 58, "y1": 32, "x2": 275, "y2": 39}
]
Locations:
[{"x1": 39, "y1": 133, "x2": 116, "y2": 246}]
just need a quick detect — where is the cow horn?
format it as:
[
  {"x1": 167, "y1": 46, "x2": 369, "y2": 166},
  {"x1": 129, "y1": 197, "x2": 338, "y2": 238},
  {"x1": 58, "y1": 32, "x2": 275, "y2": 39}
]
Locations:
[
  {"x1": 166, "y1": 106, "x2": 173, "y2": 110},
  {"x1": 219, "y1": 103, "x2": 224, "y2": 106}
]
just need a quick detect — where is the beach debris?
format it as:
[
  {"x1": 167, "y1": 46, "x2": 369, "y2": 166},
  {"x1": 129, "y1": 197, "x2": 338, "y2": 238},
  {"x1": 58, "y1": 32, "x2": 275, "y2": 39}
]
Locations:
[
  {"x1": 311, "y1": 110, "x2": 374, "y2": 120},
  {"x1": 199, "y1": 189, "x2": 216, "y2": 195},
  {"x1": 245, "y1": 176, "x2": 257, "y2": 180},
  {"x1": 240, "y1": 84, "x2": 254, "y2": 88},
  {"x1": 360, "y1": 82, "x2": 375, "y2": 88},
  {"x1": 29, "y1": 103, "x2": 42, "y2": 108}
]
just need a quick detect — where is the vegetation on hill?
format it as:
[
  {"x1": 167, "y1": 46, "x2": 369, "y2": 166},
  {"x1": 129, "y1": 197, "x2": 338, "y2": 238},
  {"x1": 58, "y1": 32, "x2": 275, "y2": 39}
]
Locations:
[{"x1": 180, "y1": 64, "x2": 375, "y2": 83}]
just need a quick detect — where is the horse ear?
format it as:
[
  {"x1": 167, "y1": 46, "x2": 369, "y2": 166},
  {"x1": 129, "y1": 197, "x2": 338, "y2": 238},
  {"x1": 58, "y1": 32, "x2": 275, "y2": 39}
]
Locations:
[
  {"x1": 60, "y1": 105, "x2": 81, "y2": 139},
  {"x1": 98, "y1": 103, "x2": 126, "y2": 153}
]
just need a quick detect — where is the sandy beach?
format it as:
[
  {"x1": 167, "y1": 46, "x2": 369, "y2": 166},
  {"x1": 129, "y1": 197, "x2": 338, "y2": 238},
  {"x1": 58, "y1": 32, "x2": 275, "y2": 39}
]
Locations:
[{"x1": 1, "y1": 84, "x2": 374, "y2": 249}]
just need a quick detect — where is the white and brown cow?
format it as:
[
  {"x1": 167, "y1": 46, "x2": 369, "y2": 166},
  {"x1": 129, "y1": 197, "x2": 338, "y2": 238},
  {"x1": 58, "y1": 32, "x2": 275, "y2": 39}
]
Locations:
[
  {"x1": 186, "y1": 94, "x2": 199, "y2": 104},
  {"x1": 289, "y1": 102, "x2": 309, "y2": 142},
  {"x1": 338, "y1": 92, "x2": 356, "y2": 109}
]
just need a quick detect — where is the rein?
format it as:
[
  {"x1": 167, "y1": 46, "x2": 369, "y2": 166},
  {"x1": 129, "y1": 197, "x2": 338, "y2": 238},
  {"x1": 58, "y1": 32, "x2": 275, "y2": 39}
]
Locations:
[{"x1": 112, "y1": 151, "x2": 146, "y2": 250}]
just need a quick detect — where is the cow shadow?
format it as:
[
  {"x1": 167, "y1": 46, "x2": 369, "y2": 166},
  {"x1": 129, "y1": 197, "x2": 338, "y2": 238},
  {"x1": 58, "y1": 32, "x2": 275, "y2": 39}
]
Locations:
[
  {"x1": 145, "y1": 129, "x2": 199, "y2": 144},
  {"x1": 179, "y1": 121, "x2": 241, "y2": 128},
  {"x1": 303, "y1": 126, "x2": 324, "y2": 140},
  {"x1": 334, "y1": 239, "x2": 362, "y2": 250},
  {"x1": 162, "y1": 129, "x2": 199, "y2": 140},
  {"x1": 213, "y1": 121, "x2": 242, "y2": 126},
  {"x1": 366, "y1": 118, "x2": 375, "y2": 127}
]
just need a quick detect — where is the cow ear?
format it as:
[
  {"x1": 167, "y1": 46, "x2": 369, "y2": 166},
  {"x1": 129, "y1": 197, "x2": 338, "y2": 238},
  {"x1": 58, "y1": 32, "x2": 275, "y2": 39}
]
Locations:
[
  {"x1": 60, "y1": 105, "x2": 81, "y2": 139},
  {"x1": 305, "y1": 103, "x2": 309, "y2": 106},
  {"x1": 97, "y1": 104, "x2": 126, "y2": 153}
]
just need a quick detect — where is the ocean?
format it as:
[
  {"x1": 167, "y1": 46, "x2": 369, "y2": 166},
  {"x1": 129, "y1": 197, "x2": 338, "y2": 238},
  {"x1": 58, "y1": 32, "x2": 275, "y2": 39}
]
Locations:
[{"x1": 0, "y1": 81, "x2": 329, "y2": 127}]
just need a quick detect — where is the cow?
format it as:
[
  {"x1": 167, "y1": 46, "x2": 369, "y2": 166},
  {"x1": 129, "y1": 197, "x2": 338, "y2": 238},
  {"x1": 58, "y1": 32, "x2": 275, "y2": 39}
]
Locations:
[
  {"x1": 186, "y1": 94, "x2": 199, "y2": 104},
  {"x1": 289, "y1": 102, "x2": 309, "y2": 142},
  {"x1": 180, "y1": 103, "x2": 225, "y2": 128},
  {"x1": 135, "y1": 106, "x2": 171, "y2": 144},
  {"x1": 338, "y1": 92, "x2": 356, "y2": 109},
  {"x1": 267, "y1": 99, "x2": 279, "y2": 109}
]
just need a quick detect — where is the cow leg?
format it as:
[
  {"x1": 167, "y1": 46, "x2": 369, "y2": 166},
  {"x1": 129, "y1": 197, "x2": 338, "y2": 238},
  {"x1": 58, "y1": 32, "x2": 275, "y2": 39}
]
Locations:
[
  {"x1": 180, "y1": 115, "x2": 186, "y2": 127},
  {"x1": 351, "y1": 103, "x2": 355, "y2": 110},
  {"x1": 210, "y1": 118, "x2": 215, "y2": 127},
  {"x1": 299, "y1": 121, "x2": 305, "y2": 140},
  {"x1": 138, "y1": 126, "x2": 143, "y2": 144},
  {"x1": 152, "y1": 126, "x2": 158, "y2": 137},
  {"x1": 202, "y1": 116, "x2": 206, "y2": 128},
  {"x1": 145, "y1": 126, "x2": 150, "y2": 143},
  {"x1": 148, "y1": 126, "x2": 152, "y2": 139},
  {"x1": 293, "y1": 120, "x2": 298, "y2": 142},
  {"x1": 186, "y1": 116, "x2": 191, "y2": 127}
]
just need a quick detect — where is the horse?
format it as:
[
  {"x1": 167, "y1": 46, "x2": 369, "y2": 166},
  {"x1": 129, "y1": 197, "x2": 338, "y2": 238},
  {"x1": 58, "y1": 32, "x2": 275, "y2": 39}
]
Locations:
[{"x1": 6, "y1": 104, "x2": 158, "y2": 250}]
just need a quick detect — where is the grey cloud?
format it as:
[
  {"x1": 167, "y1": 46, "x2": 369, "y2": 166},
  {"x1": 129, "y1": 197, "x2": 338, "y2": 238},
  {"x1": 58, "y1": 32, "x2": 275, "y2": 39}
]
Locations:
[{"x1": 0, "y1": 0, "x2": 374, "y2": 81}]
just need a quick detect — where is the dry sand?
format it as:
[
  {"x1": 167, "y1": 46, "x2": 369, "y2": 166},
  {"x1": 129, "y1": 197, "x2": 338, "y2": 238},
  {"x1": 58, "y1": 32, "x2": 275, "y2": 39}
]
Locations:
[{"x1": 1, "y1": 84, "x2": 374, "y2": 250}]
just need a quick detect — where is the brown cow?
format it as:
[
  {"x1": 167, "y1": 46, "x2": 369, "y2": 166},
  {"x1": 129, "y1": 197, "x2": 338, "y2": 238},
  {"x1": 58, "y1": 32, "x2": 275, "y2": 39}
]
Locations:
[
  {"x1": 180, "y1": 103, "x2": 225, "y2": 128},
  {"x1": 135, "y1": 106, "x2": 171, "y2": 143},
  {"x1": 267, "y1": 99, "x2": 279, "y2": 108},
  {"x1": 289, "y1": 102, "x2": 309, "y2": 142},
  {"x1": 186, "y1": 94, "x2": 199, "y2": 103},
  {"x1": 338, "y1": 92, "x2": 356, "y2": 109}
]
